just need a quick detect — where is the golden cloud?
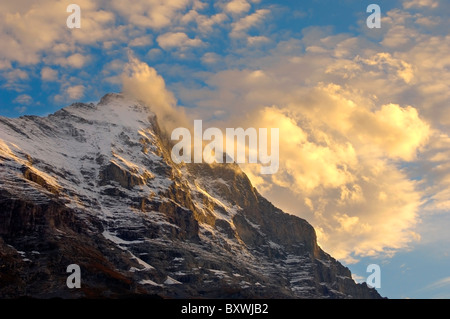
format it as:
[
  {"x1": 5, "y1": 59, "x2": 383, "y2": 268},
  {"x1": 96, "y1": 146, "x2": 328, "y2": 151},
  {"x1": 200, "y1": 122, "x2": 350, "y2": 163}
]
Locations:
[{"x1": 121, "y1": 54, "x2": 189, "y2": 133}]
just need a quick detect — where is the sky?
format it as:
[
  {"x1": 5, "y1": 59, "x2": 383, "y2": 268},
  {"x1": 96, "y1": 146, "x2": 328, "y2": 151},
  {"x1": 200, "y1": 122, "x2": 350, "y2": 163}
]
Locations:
[{"x1": 0, "y1": 0, "x2": 449, "y2": 299}]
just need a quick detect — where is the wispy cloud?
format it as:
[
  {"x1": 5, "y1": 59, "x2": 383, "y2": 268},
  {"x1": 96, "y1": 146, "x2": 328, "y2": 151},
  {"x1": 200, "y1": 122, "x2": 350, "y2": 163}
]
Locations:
[
  {"x1": 13, "y1": 94, "x2": 33, "y2": 105},
  {"x1": 423, "y1": 277, "x2": 450, "y2": 291},
  {"x1": 121, "y1": 54, "x2": 189, "y2": 133}
]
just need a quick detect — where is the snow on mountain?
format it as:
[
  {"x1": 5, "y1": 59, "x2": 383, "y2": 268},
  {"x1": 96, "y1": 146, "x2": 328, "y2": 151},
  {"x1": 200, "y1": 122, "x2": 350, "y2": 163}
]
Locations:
[{"x1": 0, "y1": 93, "x2": 382, "y2": 299}]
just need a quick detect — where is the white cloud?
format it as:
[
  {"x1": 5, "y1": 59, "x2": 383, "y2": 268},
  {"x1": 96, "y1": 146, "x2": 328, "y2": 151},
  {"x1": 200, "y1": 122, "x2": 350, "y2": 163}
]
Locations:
[
  {"x1": 381, "y1": 25, "x2": 418, "y2": 49},
  {"x1": 184, "y1": 12, "x2": 228, "y2": 34},
  {"x1": 0, "y1": 60, "x2": 11, "y2": 70},
  {"x1": 14, "y1": 106, "x2": 27, "y2": 114},
  {"x1": 0, "y1": 1, "x2": 64, "y2": 65},
  {"x1": 0, "y1": 1, "x2": 119, "y2": 67},
  {"x1": 4, "y1": 69, "x2": 28, "y2": 81},
  {"x1": 423, "y1": 277, "x2": 450, "y2": 291},
  {"x1": 230, "y1": 9, "x2": 270, "y2": 38},
  {"x1": 54, "y1": 83, "x2": 86, "y2": 103},
  {"x1": 403, "y1": 0, "x2": 439, "y2": 9},
  {"x1": 202, "y1": 52, "x2": 221, "y2": 64},
  {"x1": 157, "y1": 32, "x2": 203, "y2": 50},
  {"x1": 13, "y1": 94, "x2": 33, "y2": 105},
  {"x1": 66, "y1": 85, "x2": 85, "y2": 99},
  {"x1": 225, "y1": 0, "x2": 251, "y2": 15},
  {"x1": 129, "y1": 36, "x2": 153, "y2": 47},
  {"x1": 121, "y1": 54, "x2": 189, "y2": 133},
  {"x1": 54, "y1": 53, "x2": 90, "y2": 69},
  {"x1": 351, "y1": 273, "x2": 366, "y2": 284},
  {"x1": 2, "y1": 69, "x2": 29, "y2": 91},
  {"x1": 247, "y1": 35, "x2": 270, "y2": 46},
  {"x1": 41, "y1": 67, "x2": 58, "y2": 81},
  {"x1": 111, "y1": 0, "x2": 191, "y2": 29},
  {"x1": 358, "y1": 53, "x2": 414, "y2": 84}
]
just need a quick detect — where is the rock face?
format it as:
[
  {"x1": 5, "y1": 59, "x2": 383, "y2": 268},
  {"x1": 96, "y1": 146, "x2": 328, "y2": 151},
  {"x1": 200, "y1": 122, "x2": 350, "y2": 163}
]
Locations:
[{"x1": 0, "y1": 93, "x2": 382, "y2": 299}]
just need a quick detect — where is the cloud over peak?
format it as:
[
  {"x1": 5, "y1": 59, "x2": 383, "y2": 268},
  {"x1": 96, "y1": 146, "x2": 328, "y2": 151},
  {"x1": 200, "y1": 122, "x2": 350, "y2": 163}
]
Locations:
[{"x1": 121, "y1": 54, "x2": 189, "y2": 133}]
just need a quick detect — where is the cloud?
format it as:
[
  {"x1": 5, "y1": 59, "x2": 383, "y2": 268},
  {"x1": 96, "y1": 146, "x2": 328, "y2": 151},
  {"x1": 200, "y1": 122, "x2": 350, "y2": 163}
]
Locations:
[
  {"x1": 247, "y1": 35, "x2": 270, "y2": 46},
  {"x1": 66, "y1": 85, "x2": 85, "y2": 99},
  {"x1": 14, "y1": 106, "x2": 27, "y2": 114},
  {"x1": 414, "y1": 133, "x2": 450, "y2": 218},
  {"x1": 358, "y1": 53, "x2": 414, "y2": 84},
  {"x1": 251, "y1": 102, "x2": 425, "y2": 263},
  {"x1": 54, "y1": 83, "x2": 86, "y2": 103},
  {"x1": 13, "y1": 94, "x2": 33, "y2": 105},
  {"x1": 101, "y1": 59, "x2": 126, "y2": 84},
  {"x1": 121, "y1": 54, "x2": 190, "y2": 133},
  {"x1": 129, "y1": 36, "x2": 153, "y2": 47},
  {"x1": 2, "y1": 69, "x2": 29, "y2": 91},
  {"x1": 180, "y1": 65, "x2": 427, "y2": 262},
  {"x1": 403, "y1": 0, "x2": 439, "y2": 9},
  {"x1": 230, "y1": 9, "x2": 270, "y2": 38},
  {"x1": 4, "y1": 69, "x2": 28, "y2": 81},
  {"x1": 181, "y1": 11, "x2": 228, "y2": 34},
  {"x1": 111, "y1": 0, "x2": 191, "y2": 29},
  {"x1": 0, "y1": 1, "x2": 115, "y2": 65},
  {"x1": 0, "y1": 1, "x2": 64, "y2": 65},
  {"x1": 224, "y1": 0, "x2": 251, "y2": 15},
  {"x1": 367, "y1": 104, "x2": 429, "y2": 160},
  {"x1": 381, "y1": 25, "x2": 418, "y2": 49},
  {"x1": 157, "y1": 32, "x2": 203, "y2": 50},
  {"x1": 41, "y1": 67, "x2": 58, "y2": 81},
  {"x1": 175, "y1": 14, "x2": 441, "y2": 262},
  {"x1": 351, "y1": 273, "x2": 366, "y2": 284},
  {"x1": 0, "y1": 0, "x2": 123, "y2": 69},
  {"x1": 0, "y1": 60, "x2": 11, "y2": 70},
  {"x1": 202, "y1": 52, "x2": 221, "y2": 64},
  {"x1": 53, "y1": 53, "x2": 90, "y2": 69},
  {"x1": 70, "y1": 9, "x2": 118, "y2": 45},
  {"x1": 423, "y1": 277, "x2": 450, "y2": 291}
]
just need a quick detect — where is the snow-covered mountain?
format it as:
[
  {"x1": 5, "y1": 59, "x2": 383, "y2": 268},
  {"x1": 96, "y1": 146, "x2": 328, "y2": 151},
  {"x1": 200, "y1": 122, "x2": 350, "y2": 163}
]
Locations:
[{"x1": 0, "y1": 93, "x2": 381, "y2": 298}]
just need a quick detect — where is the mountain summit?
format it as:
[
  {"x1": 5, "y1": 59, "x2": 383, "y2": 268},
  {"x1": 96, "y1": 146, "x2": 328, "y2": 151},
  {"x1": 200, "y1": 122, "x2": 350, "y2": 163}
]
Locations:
[{"x1": 0, "y1": 93, "x2": 381, "y2": 298}]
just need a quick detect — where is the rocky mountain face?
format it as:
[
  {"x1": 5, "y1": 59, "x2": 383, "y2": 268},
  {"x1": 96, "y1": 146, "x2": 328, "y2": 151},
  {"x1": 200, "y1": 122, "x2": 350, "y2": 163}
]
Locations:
[{"x1": 0, "y1": 93, "x2": 381, "y2": 299}]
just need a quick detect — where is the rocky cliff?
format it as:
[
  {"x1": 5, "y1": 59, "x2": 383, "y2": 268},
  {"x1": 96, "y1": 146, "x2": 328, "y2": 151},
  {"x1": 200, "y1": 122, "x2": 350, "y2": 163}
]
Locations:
[{"x1": 0, "y1": 93, "x2": 381, "y2": 299}]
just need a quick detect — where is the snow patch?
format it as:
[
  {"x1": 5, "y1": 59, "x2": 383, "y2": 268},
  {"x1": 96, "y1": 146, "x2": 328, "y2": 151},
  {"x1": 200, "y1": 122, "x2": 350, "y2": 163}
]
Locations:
[
  {"x1": 102, "y1": 230, "x2": 144, "y2": 245},
  {"x1": 268, "y1": 241, "x2": 282, "y2": 249},
  {"x1": 164, "y1": 276, "x2": 182, "y2": 285},
  {"x1": 139, "y1": 279, "x2": 163, "y2": 287},
  {"x1": 129, "y1": 251, "x2": 154, "y2": 271},
  {"x1": 208, "y1": 269, "x2": 229, "y2": 278}
]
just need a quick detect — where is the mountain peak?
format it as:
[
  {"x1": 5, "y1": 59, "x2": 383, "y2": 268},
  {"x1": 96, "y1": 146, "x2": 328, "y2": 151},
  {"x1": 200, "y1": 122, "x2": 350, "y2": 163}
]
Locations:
[
  {"x1": 98, "y1": 92, "x2": 127, "y2": 106},
  {"x1": 0, "y1": 94, "x2": 382, "y2": 299}
]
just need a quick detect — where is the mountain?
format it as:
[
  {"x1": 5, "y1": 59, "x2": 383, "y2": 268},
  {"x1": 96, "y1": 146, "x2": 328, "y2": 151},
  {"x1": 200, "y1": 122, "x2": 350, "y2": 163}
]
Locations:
[{"x1": 0, "y1": 93, "x2": 381, "y2": 299}]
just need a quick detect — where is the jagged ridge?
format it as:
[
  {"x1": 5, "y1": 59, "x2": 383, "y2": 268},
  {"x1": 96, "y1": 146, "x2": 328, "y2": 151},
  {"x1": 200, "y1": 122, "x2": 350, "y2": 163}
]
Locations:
[{"x1": 0, "y1": 93, "x2": 382, "y2": 299}]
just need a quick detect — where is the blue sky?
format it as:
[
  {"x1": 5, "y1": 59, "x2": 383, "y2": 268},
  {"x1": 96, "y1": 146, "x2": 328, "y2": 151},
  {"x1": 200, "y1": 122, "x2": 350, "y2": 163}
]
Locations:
[{"x1": 1, "y1": 0, "x2": 449, "y2": 298}]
